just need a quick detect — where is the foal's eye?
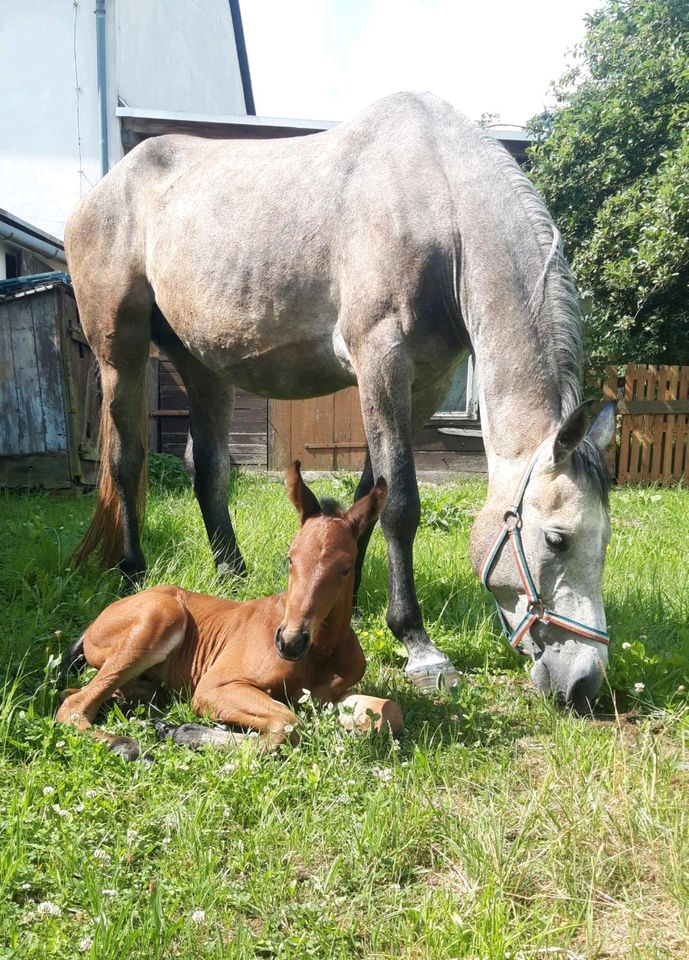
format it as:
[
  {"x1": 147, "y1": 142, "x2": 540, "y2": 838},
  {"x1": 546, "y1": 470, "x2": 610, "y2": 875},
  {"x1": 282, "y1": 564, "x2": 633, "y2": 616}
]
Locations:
[
  {"x1": 341, "y1": 566, "x2": 352, "y2": 577},
  {"x1": 544, "y1": 531, "x2": 568, "y2": 552},
  {"x1": 286, "y1": 556, "x2": 293, "y2": 568}
]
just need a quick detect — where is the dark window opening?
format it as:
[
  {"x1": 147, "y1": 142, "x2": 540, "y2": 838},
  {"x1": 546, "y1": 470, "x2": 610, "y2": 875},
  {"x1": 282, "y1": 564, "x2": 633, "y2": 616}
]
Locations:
[{"x1": 4, "y1": 251, "x2": 20, "y2": 280}]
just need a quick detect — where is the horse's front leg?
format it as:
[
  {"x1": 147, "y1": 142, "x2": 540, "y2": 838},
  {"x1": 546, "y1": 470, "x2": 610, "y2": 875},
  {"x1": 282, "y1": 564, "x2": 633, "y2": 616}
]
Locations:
[{"x1": 355, "y1": 344, "x2": 459, "y2": 692}]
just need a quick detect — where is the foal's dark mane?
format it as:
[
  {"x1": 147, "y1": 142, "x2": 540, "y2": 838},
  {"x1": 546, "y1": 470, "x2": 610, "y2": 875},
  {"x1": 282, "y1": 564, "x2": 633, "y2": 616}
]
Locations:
[{"x1": 319, "y1": 498, "x2": 345, "y2": 518}]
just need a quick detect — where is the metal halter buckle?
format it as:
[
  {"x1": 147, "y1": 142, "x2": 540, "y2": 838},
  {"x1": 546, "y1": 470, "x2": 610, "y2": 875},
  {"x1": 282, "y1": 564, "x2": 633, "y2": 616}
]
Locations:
[
  {"x1": 528, "y1": 599, "x2": 546, "y2": 620},
  {"x1": 503, "y1": 509, "x2": 521, "y2": 531}
]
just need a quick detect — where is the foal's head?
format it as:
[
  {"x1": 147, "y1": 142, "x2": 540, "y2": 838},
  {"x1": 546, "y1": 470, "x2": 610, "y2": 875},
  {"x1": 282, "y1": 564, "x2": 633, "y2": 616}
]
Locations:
[{"x1": 275, "y1": 462, "x2": 387, "y2": 661}]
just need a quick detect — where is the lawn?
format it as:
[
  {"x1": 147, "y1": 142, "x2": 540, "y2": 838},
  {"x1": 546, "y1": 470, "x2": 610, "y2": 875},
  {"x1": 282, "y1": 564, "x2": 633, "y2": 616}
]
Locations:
[{"x1": 1, "y1": 460, "x2": 688, "y2": 960}]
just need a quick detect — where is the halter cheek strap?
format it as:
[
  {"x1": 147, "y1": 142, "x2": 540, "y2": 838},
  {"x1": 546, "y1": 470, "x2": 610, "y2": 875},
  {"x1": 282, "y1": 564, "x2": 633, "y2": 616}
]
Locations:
[{"x1": 479, "y1": 434, "x2": 610, "y2": 657}]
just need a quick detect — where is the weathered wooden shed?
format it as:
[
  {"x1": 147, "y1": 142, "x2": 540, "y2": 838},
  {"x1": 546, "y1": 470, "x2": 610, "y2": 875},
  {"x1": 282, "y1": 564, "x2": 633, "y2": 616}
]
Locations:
[{"x1": 0, "y1": 274, "x2": 101, "y2": 488}]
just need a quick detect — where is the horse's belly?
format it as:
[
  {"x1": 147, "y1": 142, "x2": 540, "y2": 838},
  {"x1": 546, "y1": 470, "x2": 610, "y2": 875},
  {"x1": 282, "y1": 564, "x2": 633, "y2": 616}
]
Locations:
[
  {"x1": 161, "y1": 294, "x2": 356, "y2": 398},
  {"x1": 224, "y1": 340, "x2": 356, "y2": 399}
]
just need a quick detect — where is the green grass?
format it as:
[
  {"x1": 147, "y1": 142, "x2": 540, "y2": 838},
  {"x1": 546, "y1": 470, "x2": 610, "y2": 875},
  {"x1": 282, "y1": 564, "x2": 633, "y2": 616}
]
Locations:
[{"x1": 0, "y1": 462, "x2": 688, "y2": 959}]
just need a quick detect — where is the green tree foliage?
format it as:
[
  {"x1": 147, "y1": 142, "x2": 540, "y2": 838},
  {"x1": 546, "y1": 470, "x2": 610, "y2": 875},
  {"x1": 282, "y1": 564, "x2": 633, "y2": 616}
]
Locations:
[{"x1": 528, "y1": 0, "x2": 689, "y2": 365}]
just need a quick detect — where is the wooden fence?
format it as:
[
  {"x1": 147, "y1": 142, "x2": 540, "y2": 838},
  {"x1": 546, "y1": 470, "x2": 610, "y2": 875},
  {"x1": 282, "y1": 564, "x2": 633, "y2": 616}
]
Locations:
[{"x1": 603, "y1": 364, "x2": 689, "y2": 485}]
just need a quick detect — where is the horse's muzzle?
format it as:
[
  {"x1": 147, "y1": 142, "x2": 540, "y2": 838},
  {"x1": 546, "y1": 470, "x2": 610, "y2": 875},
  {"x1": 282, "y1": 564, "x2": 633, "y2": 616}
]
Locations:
[{"x1": 275, "y1": 625, "x2": 311, "y2": 661}]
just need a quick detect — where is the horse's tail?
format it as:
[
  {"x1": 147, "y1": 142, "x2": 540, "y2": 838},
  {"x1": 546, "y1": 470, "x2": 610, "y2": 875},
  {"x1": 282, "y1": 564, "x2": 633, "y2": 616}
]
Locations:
[
  {"x1": 58, "y1": 636, "x2": 87, "y2": 689},
  {"x1": 71, "y1": 372, "x2": 149, "y2": 569}
]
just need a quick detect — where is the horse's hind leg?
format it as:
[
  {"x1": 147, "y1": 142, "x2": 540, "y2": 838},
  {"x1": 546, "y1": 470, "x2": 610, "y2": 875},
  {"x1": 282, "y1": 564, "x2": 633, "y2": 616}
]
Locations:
[
  {"x1": 73, "y1": 291, "x2": 153, "y2": 580},
  {"x1": 153, "y1": 325, "x2": 245, "y2": 575},
  {"x1": 354, "y1": 340, "x2": 459, "y2": 692}
]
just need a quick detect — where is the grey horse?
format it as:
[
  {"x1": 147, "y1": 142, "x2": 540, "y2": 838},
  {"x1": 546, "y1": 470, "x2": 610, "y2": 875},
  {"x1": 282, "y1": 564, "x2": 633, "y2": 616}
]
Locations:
[{"x1": 66, "y1": 92, "x2": 614, "y2": 705}]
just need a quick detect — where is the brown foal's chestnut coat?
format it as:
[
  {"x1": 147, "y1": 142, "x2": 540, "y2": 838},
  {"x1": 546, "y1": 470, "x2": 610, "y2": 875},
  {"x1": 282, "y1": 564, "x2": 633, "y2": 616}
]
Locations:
[{"x1": 57, "y1": 465, "x2": 400, "y2": 756}]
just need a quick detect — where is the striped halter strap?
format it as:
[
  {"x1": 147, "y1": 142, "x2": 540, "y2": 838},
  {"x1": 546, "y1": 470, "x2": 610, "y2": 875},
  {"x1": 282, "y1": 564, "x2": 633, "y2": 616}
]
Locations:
[{"x1": 479, "y1": 433, "x2": 610, "y2": 657}]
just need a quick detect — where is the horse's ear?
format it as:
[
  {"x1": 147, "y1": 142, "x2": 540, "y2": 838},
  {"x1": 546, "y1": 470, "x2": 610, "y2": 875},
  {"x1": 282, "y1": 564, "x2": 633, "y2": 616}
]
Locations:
[
  {"x1": 551, "y1": 400, "x2": 594, "y2": 464},
  {"x1": 286, "y1": 461, "x2": 321, "y2": 524},
  {"x1": 587, "y1": 401, "x2": 616, "y2": 452},
  {"x1": 344, "y1": 477, "x2": 388, "y2": 540}
]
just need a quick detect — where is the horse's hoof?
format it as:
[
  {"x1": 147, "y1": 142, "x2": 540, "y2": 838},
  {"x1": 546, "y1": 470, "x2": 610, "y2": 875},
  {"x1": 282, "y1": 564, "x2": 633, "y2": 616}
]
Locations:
[
  {"x1": 216, "y1": 559, "x2": 247, "y2": 580},
  {"x1": 405, "y1": 652, "x2": 460, "y2": 693}
]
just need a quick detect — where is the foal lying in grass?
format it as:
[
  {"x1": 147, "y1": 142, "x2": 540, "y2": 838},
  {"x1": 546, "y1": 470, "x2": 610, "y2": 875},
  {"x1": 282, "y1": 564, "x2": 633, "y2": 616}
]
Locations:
[{"x1": 57, "y1": 463, "x2": 402, "y2": 759}]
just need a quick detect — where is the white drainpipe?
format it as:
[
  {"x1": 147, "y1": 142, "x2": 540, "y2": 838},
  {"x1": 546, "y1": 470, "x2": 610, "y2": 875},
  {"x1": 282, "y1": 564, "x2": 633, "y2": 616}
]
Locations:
[{"x1": 0, "y1": 221, "x2": 66, "y2": 264}]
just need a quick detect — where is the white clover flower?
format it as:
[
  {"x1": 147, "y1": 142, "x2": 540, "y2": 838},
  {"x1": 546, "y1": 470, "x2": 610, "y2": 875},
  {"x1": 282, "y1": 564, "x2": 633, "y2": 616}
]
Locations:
[
  {"x1": 101, "y1": 888, "x2": 117, "y2": 897},
  {"x1": 52, "y1": 804, "x2": 69, "y2": 817},
  {"x1": 392, "y1": 740, "x2": 400, "y2": 751},
  {"x1": 634, "y1": 682, "x2": 645, "y2": 693},
  {"x1": 74, "y1": 803, "x2": 85, "y2": 813},
  {"x1": 36, "y1": 900, "x2": 61, "y2": 916},
  {"x1": 85, "y1": 789, "x2": 98, "y2": 799},
  {"x1": 621, "y1": 642, "x2": 631, "y2": 650},
  {"x1": 93, "y1": 849, "x2": 111, "y2": 864},
  {"x1": 677, "y1": 685, "x2": 686, "y2": 693},
  {"x1": 79, "y1": 936, "x2": 94, "y2": 952},
  {"x1": 190, "y1": 908, "x2": 206, "y2": 924},
  {"x1": 126, "y1": 829, "x2": 139, "y2": 844},
  {"x1": 222, "y1": 807, "x2": 231, "y2": 819},
  {"x1": 55, "y1": 740, "x2": 66, "y2": 749},
  {"x1": 283, "y1": 723, "x2": 294, "y2": 733},
  {"x1": 42, "y1": 786, "x2": 55, "y2": 796},
  {"x1": 162, "y1": 836, "x2": 172, "y2": 845},
  {"x1": 20, "y1": 882, "x2": 32, "y2": 891}
]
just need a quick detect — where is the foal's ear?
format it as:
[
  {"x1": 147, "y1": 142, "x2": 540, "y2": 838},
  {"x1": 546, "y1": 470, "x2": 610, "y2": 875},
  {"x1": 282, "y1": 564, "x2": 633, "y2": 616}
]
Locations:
[
  {"x1": 550, "y1": 400, "x2": 594, "y2": 465},
  {"x1": 344, "y1": 477, "x2": 388, "y2": 540},
  {"x1": 287, "y1": 461, "x2": 321, "y2": 524}
]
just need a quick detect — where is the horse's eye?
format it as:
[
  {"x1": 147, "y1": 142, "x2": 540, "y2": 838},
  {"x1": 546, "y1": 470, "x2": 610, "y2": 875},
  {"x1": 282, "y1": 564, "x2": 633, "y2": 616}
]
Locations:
[
  {"x1": 544, "y1": 531, "x2": 567, "y2": 552},
  {"x1": 341, "y1": 566, "x2": 352, "y2": 577},
  {"x1": 286, "y1": 556, "x2": 293, "y2": 567}
]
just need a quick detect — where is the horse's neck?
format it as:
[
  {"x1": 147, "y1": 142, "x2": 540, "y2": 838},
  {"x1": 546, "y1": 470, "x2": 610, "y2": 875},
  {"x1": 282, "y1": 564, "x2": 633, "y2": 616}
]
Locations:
[{"x1": 472, "y1": 330, "x2": 564, "y2": 503}]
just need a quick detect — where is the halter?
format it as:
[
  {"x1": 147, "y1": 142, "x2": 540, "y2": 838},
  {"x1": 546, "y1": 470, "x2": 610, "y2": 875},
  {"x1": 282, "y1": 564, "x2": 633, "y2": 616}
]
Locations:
[{"x1": 479, "y1": 433, "x2": 609, "y2": 657}]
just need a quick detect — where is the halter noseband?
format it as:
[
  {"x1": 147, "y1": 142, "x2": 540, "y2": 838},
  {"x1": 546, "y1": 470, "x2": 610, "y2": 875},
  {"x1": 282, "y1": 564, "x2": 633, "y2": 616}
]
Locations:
[{"x1": 479, "y1": 434, "x2": 609, "y2": 657}]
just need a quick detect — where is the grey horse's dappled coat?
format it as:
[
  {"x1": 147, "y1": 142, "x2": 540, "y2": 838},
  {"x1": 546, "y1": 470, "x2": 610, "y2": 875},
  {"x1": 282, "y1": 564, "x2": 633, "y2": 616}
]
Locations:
[{"x1": 66, "y1": 92, "x2": 614, "y2": 704}]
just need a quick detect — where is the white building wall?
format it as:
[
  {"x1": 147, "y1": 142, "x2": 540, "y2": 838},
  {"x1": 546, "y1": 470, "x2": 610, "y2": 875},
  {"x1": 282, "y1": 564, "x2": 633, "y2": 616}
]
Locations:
[
  {"x1": 0, "y1": 0, "x2": 246, "y2": 240},
  {"x1": 116, "y1": 0, "x2": 246, "y2": 116}
]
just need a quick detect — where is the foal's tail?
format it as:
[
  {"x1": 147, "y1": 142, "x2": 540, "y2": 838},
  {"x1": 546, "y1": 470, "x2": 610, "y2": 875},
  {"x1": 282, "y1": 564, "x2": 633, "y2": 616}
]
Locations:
[
  {"x1": 71, "y1": 373, "x2": 149, "y2": 569},
  {"x1": 58, "y1": 636, "x2": 87, "y2": 689}
]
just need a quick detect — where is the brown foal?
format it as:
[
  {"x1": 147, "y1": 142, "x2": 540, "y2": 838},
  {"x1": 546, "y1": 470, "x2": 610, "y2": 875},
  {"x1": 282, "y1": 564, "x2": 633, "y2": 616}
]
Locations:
[{"x1": 56, "y1": 463, "x2": 402, "y2": 759}]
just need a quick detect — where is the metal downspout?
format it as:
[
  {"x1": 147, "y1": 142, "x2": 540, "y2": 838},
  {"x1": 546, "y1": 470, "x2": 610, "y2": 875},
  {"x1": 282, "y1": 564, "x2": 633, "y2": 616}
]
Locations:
[{"x1": 95, "y1": 0, "x2": 109, "y2": 176}]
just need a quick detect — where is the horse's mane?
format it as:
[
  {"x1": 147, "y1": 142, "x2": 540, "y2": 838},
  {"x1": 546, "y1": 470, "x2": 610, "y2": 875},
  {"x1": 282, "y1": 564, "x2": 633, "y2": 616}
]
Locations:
[
  {"x1": 477, "y1": 131, "x2": 584, "y2": 422},
  {"x1": 476, "y1": 131, "x2": 610, "y2": 502}
]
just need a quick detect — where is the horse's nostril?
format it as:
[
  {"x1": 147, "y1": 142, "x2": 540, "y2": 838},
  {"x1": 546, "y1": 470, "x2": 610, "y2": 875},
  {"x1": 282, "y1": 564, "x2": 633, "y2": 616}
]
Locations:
[{"x1": 568, "y1": 668, "x2": 603, "y2": 715}]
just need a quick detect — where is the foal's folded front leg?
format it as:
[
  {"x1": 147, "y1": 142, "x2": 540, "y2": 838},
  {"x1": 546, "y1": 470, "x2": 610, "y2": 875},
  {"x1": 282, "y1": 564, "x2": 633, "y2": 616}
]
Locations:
[{"x1": 191, "y1": 678, "x2": 299, "y2": 750}]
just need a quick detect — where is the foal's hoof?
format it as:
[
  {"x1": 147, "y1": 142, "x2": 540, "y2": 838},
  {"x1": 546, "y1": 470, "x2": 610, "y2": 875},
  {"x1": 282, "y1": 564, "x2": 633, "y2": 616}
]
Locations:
[
  {"x1": 108, "y1": 736, "x2": 150, "y2": 763},
  {"x1": 405, "y1": 651, "x2": 460, "y2": 693}
]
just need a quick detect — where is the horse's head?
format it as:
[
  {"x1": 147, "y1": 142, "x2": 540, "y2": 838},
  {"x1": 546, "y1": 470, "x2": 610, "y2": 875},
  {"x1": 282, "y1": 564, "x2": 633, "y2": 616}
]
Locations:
[
  {"x1": 275, "y1": 462, "x2": 387, "y2": 661},
  {"x1": 470, "y1": 403, "x2": 616, "y2": 712}
]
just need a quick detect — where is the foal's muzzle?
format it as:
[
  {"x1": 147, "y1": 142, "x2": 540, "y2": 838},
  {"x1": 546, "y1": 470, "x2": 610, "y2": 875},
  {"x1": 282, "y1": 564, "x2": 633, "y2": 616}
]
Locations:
[{"x1": 275, "y1": 625, "x2": 311, "y2": 661}]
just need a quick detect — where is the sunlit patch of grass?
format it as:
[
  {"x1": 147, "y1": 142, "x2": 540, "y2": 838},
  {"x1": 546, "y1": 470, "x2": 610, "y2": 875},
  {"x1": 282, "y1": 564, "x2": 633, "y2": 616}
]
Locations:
[{"x1": 0, "y1": 466, "x2": 687, "y2": 958}]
